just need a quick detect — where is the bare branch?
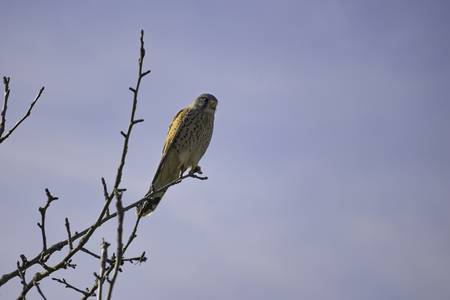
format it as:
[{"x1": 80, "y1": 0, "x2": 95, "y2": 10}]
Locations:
[
  {"x1": 83, "y1": 250, "x2": 146, "y2": 300},
  {"x1": 106, "y1": 190, "x2": 125, "y2": 300},
  {"x1": 101, "y1": 177, "x2": 111, "y2": 216},
  {"x1": 122, "y1": 251, "x2": 147, "y2": 264},
  {"x1": 17, "y1": 258, "x2": 28, "y2": 298},
  {"x1": 65, "y1": 218, "x2": 73, "y2": 251},
  {"x1": 81, "y1": 246, "x2": 144, "y2": 265},
  {"x1": 51, "y1": 277, "x2": 91, "y2": 297},
  {"x1": 34, "y1": 281, "x2": 47, "y2": 300},
  {"x1": 123, "y1": 214, "x2": 143, "y2": 254},
  {"x1": 37, "y1": 189, "x2": 59, "y2": 253},
  {"x1": 112, "y1": 29, "x2": 147, "y2": 192},
  {"x1": 0, "y1": 77, "x2": 11, "y2": 138},
  {"x1": 96, "y1": 239, "x2": 110, "y2": 300},
  {"x1": 0, "y1": 76, "x2": 45, "y2": 144},
  {"x1": 80, "y1": 247, "x2": 108, "y2": 263},
  {"x1": 82, "y1": 268, "x2": 110, "y2": 300}
]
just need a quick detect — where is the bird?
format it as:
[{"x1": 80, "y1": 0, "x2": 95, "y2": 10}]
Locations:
[{"x1": 137, "y1": 93, "x2": 218, "y2": 216}]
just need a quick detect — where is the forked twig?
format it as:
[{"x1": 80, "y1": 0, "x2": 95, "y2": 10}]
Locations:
[{"x1": 0, "y1": 76, "x2": 45, "y2": 143}]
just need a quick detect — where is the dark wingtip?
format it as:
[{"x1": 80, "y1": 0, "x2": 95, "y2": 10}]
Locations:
[{"x1": 137, "y1": 197, "x2": 162, "y2": 217}]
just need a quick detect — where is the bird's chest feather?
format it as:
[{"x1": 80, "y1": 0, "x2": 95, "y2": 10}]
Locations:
[{"x1": 175, "y1": 111, "x2": 214, "y2": 162}]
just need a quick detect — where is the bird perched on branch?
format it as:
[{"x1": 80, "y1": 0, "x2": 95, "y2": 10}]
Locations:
[{"x1": 137, "y1": 93, "x2": 218, "y2": 216}]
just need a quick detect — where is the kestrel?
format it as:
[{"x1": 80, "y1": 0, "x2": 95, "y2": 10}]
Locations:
[{"x1": 137, "y1": 93, "x2": 218, "y2": 216}]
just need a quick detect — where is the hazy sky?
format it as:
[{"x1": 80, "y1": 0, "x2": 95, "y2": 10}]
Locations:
[{"x1": 1, "y1": 1, "x2": 450, "y2": 299}]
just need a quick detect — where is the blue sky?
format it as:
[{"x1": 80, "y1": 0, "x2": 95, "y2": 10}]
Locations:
[{"x1": 1, "y1": 1, "x2": 450, "y2": 299}]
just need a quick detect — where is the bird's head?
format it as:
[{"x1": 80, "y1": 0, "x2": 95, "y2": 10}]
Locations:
[{"x1": 192, "y1": 93, "x2": 218, "y2": 112}]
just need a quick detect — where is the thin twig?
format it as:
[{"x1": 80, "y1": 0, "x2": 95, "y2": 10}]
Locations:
[
  {"x1": 82, "y1": 267, "x2": 111, "y2": 300},
  {"x1": 123, "y1": 214, "x2": 143, "y2": 254},
  {"x1": 37, "y1": 189, "x2": 59, "y2": 254},
  {"x1": 82, "y1": 213, "x2": 147, "y2": 299},
  {"x1": 51, "y1": 277, "x2": 91, "y2": 297},
  {"x1": 82, "y1": 246, "x2": 144, "y2": 265},
  {"x1": 80, "y1": 247, "x2": 110, "y2": 263},
  {"x1": 122, "y1": 252, "x2": 147, "y2": 264},
  {"x1": 17, "y1": 258, "x2": 27, "y2": 299},
  {"x1": 101, "y1": 178, "x2": 111, "y2": 216},
  {"x1": 83, "y1": 223, "x2": 143, "y2": 300},
  {"x1": 112, "y1": 29, "x2": 147, "y2": 192},
  {"x1": 0, "y1": 77, "x2": 11, "y2": 138},
  {"x1": 106, "y1": 190, "x2": 125, "y2": 300},
  {"x1": 82, "y1": 249, "x2": 146, "y2": 300},
  {"x1": 96, "y1": 239, "x2": 110, "y2": 300},
  {"x1": 0, "y1": 76, "x2": 45, "y2": 144},
  {"x1": 34, "y1": 282, "x2": 47, "y2": 300},
  {"x1": 65, "y1": 217, "x2": 73, "y2": 251}
]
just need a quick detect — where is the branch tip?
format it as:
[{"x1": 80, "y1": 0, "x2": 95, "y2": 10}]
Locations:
[{"x1": 0, "y1": 79, "x2": 45, "y2": 144}]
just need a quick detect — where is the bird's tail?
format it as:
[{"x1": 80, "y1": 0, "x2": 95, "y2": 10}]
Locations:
[
  {"x1": 137, "y1": 151, "x2": 180, "y2": 217},
  {"x1": 136, "y1": 188, "x2": 167, "y2": 217}
]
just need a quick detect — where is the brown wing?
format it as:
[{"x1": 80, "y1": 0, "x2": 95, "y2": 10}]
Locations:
[
  {"x1": 151, "y1": 107, "x2": 190, "y2": 187},
  {"x1": 162, "y1": 107, "x2": 189, "y2": 155}
]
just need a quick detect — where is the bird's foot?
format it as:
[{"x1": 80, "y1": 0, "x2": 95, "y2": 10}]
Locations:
[{"x1": 190, "y1": 165, "x2": 203, "y2": 175}]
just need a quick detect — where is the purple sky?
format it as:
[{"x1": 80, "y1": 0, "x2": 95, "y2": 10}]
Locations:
[{"x1": 1, "y1": 1, "x2": 450, "y2": 299}]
